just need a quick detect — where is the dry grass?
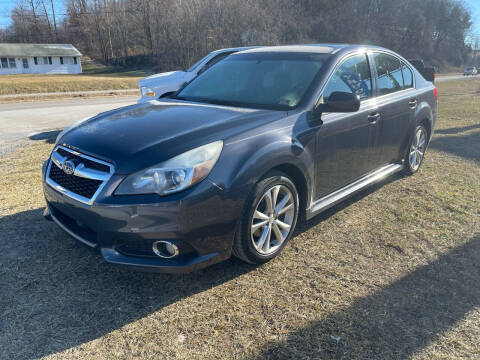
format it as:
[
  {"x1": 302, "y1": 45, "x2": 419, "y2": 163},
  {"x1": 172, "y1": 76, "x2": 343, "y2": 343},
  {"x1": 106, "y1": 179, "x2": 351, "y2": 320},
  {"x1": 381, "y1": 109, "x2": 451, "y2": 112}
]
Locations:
[
  {"x1": 0, "y1": 91, "x2": 138, "y2": 104},
  {"x1": 0, "y1": 79, "x2": 479, "y2": 359},
  {"x1": 0, "y1": 73, "x2": 142, "y2": 95}
]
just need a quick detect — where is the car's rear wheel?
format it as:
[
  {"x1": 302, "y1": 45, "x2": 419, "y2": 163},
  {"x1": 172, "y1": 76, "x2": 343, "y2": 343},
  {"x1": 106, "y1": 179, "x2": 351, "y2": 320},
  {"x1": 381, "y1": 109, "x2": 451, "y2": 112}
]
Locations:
[
  {"x1": 232, "y1": 172, "x2": 299, "y2": 264},
  {"x1": 404, "y1": 124, "x2": 428, "y2": 175}
]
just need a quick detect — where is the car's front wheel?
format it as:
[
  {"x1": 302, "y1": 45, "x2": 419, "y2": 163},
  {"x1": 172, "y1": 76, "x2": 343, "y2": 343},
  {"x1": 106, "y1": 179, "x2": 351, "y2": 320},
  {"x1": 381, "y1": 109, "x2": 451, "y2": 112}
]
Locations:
[{"x1": 232, "y1": 172, "x2": 299, "y2": 264}]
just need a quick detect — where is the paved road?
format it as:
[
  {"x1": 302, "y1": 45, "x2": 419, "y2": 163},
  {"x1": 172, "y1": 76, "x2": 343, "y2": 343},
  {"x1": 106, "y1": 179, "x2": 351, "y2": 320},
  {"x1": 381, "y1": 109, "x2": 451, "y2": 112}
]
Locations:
[
  {"x1": 0, "y1": 96, "x2": 137, "y2": 143},
  {"x1": 0, "y1": 74, "x2": 474, "y2": 143}
]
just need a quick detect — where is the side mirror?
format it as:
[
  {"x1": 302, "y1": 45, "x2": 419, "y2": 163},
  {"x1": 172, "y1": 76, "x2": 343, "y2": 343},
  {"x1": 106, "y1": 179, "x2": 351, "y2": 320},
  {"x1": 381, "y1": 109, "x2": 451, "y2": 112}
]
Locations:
[
  {"x1": 313, "y1": 91, "x2": 360, "y2": 114},
  {"x1": 324, "y1": 91, "x2": 360, "y2": 113}
]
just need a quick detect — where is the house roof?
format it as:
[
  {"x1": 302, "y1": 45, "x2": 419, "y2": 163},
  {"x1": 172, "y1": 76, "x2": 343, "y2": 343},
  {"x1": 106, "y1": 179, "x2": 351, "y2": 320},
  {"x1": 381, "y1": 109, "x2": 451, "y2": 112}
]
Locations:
[{"x1": 0, "y1": 43, "x2": 82, "y2": 57}]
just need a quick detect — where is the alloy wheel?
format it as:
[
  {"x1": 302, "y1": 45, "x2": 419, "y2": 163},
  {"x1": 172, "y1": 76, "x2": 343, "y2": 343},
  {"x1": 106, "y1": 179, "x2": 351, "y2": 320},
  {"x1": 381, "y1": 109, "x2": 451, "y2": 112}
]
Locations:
[
  {"x1": 409, "y1": 127, "x2": 426, "y2": 171},
  {"x1": 250, "y1": 184, "x2": 295, "y2": 255}
]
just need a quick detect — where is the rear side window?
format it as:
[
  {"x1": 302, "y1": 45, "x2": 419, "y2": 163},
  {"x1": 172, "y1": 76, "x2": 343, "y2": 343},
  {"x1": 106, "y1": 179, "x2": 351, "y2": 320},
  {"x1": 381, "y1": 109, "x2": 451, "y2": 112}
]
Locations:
[
  {"x1": 322, "y1": 54, "x2": 372, "y2": 101},
  {"x1": 402, "y1": 62, "x2": 413, "y2": 89},
  {"x1": 373, "y1": 53, "x2": 403, "y2": 95}
]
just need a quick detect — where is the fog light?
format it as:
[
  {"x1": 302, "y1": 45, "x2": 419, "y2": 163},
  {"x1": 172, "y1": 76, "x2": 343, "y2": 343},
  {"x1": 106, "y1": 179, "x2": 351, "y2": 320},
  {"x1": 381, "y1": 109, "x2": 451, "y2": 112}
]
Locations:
[{"x1": 152, "y1": 241, "x2": 179, "y2": 258}]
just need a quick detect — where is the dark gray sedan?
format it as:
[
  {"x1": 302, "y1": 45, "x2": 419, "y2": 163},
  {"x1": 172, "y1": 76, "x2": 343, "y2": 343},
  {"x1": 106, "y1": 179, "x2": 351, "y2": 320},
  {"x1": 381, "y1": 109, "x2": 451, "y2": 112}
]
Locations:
[{"x1": 43, "y1": 44, "x2": 437, "y2": 272}]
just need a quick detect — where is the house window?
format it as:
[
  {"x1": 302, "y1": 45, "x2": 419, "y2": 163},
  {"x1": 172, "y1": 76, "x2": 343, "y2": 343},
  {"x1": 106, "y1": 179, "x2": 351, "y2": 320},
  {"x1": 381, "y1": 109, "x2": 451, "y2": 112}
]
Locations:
[
  {"x1": 34, "y1": 57, "x2": 38, "y2": 65},
  {"x1": 48, "y1": 56, "x2": 52, "y2": 65},
  {"x1": 43, "y1": 57, "x2": 48, "y2": 64},
  {"x1": 60, "y1": 57, "x2": 64, "y2": 64},
  {"x1": 1, "y1": 58, "x2": 8, "y2": 68},
  {"x1": 73, "y1": 57, "x2": 77, "y2": 64},
  {"x1": 8, "y1": 58, "x2": 16, "y2": 68}
]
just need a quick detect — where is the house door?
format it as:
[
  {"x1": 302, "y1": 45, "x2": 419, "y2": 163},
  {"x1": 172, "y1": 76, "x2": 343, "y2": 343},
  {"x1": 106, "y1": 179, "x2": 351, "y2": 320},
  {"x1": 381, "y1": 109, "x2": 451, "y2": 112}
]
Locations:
[{"x1": 22, "y1": 58, "x2": 30, "y2": 73}]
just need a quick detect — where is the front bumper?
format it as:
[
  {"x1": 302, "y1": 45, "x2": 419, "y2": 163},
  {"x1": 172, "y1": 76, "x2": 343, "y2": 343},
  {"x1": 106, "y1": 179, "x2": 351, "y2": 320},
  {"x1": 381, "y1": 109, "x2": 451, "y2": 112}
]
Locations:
[{"x1": 42, "y1": 164, "x2": 239, "y2": 273}]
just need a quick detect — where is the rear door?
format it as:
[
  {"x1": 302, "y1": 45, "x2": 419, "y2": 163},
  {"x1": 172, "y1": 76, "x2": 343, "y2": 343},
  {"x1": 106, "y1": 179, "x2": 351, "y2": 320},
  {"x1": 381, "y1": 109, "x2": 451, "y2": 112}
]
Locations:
[
  {"x1": 369, "y1": 52, "x2": 414, "y2": 167},
  {"x1": 314, "y1": 53, "x2": 379, "y2": 198}
]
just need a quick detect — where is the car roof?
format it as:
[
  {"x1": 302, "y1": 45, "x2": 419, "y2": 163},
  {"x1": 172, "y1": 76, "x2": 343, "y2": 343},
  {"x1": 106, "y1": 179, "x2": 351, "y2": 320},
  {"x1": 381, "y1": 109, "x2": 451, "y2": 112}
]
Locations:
[
  {"x1": 234, "y1": 44, "x2": 390, "y2": 55},
  {"x1": 210, "y1": 46, "x2": 260, "y2": 54}
]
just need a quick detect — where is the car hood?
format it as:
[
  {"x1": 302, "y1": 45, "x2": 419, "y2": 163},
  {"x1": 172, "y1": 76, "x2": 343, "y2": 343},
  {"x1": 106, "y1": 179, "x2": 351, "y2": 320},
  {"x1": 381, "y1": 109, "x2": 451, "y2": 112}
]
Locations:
[
  {"x1": 58, "y1": 99, "x2": 286, "y2": 174},
  {"x1": 138, "y1": 70, "x2": 187, "y2": 87}
]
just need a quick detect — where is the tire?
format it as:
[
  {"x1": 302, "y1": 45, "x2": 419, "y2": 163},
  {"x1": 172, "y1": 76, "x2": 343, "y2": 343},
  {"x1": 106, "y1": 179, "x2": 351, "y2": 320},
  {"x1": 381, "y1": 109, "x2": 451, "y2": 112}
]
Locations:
[
  {"x1": 403, "y1": 124, "x2": 428, "y2": 176},
  {"x1": 232, "y1": 172, "x2": 299, "y2": 264}
]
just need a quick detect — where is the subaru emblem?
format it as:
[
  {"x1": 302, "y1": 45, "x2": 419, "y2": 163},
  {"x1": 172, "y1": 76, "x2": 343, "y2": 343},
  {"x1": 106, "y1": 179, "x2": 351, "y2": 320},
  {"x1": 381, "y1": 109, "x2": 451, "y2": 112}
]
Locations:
[{"x1": 62, "y1": 160, "x2": 76, "y2": 175}]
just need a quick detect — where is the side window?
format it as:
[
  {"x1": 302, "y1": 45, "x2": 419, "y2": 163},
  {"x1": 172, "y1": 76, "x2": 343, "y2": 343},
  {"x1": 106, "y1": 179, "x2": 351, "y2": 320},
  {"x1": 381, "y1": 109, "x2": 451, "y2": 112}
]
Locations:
[
  {"x1": 401, "y1": 62, "x2": 413, "y2": 89},
  {"x1": 373, "y1": 53, "x2": 403, "y2": 95},
  {"x1": 322, "y1": 54, "x2": 372, "y2": 101}
]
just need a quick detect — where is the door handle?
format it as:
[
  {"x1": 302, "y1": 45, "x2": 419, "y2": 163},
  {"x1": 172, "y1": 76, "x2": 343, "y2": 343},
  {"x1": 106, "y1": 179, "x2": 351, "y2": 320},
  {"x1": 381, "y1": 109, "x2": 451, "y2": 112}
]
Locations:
[
  {"x1": 368, "y1": 112, "x2": 381, "y2": 123},
  {"x1": 409, "y1": 99, "x2": 418, "y2": 109}
]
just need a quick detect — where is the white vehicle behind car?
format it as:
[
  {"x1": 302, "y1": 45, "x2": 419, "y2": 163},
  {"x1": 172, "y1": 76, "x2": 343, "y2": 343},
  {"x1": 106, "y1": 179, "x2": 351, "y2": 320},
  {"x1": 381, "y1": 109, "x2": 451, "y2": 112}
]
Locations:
[
  {"x1": 463, "y1": 67, "x2": 477, "y2": 76},
  {"x1": 138, "y1": 47, "x2": 257, "y2": 103}
]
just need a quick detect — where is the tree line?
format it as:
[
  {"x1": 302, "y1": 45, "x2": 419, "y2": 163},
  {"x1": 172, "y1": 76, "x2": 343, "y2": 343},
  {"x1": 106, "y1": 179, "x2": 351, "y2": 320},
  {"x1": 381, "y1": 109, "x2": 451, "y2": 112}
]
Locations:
[{"x1": 1, "y1": 0, "x2": 473, "y2": 71}]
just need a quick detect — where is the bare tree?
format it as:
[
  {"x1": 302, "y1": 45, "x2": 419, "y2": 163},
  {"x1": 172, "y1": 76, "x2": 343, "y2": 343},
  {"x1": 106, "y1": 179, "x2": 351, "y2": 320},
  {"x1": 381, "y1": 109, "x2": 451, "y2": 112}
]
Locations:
[{"x1": 4, "y1": 0, "x2": 474, "y2": 71}]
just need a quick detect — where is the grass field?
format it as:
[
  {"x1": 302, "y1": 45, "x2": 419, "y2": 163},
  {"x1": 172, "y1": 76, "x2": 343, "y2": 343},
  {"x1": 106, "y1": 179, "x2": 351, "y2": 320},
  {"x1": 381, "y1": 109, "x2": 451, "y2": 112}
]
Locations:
[
  {"x1": 0, "y1": 64, "x2": 148, "y2": 96},
  {"x1": 0, "y1": 79, "x2": 479, "y2": 359}
]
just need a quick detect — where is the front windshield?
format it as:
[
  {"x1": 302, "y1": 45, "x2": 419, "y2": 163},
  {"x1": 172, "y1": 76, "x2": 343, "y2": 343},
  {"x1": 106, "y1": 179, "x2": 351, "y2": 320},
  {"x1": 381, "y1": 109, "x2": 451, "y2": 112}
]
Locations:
[{"x1": 176, "y1": 52, "x2": 330, "y2": 110}]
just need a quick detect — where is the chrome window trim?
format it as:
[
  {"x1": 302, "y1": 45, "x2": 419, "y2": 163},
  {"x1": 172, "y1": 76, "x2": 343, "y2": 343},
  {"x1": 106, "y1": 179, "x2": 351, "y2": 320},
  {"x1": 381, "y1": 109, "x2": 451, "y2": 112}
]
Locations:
[
  {"x1": 45, "y1": 145, "x2": 114, "y2": 205},
  {"x1": 313, "y1": 49, "x2": 418, "y2": 108}
]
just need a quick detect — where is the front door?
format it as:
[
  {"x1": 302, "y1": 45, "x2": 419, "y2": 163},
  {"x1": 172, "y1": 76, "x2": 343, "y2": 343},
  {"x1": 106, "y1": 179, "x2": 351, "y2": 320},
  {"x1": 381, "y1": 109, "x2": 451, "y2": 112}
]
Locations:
[{"x1": 314, "y1": 53, "x2": 378, "y2": 199}]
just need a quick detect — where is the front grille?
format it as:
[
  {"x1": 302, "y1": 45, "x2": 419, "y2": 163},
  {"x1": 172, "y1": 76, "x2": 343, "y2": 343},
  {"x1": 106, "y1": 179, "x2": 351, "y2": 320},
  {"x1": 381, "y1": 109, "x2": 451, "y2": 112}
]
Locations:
[
  {"x1": 56, "y1": 148, "x2": 110, "y2": 172},
  {"x1": 46, "y1": 145, "x2": 113, "y2": 204},
  {"x1": 49, "y1": 163, "x2": 102, "y2": 198}
]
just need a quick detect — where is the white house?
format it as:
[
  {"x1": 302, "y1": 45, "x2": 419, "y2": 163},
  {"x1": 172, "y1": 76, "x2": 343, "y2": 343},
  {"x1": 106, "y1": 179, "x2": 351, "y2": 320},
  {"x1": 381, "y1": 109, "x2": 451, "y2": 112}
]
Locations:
[{"x1": 0, "y1": 43, "x2": 82, "y2": 75}]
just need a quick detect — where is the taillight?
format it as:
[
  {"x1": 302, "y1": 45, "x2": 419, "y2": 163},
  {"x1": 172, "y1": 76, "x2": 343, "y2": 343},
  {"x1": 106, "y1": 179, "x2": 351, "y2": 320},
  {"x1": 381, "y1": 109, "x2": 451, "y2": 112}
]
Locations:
[{"x1": 434, "y1": 87, "x2": 438, "y2": 101}]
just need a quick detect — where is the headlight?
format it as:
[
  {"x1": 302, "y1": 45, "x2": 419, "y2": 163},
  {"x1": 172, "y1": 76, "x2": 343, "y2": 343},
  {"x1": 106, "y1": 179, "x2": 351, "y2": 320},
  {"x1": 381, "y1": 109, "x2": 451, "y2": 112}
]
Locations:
[
  {"x1": 115, "y1": 141, "x2": 223, "y2": 196},
  {"x1": 140, "y1": 86, "x2": 155, "y2": 97}
]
